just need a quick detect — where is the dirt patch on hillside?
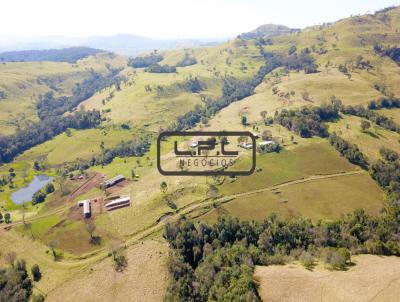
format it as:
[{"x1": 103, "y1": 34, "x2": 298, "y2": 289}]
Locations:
[
  {"x1": 68, "y1": 173, "x2": 104, "y2": 202},
  {"x1": 46, "y1": 239, "x2": 169, "y2": 302},
  {"x1": 254, "y1": 254, "x2": 400, "y2": 302}
]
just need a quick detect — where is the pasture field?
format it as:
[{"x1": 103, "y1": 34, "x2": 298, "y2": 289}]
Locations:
[
  {"x1": 254, "y1": 255, "x2": 400, "y2": 302},
  {"x1": 267, "y1": 67, "x2": 382, "y2": 106},
  {"x1": 219, "y1": 140, "x2": 358, "y2": 196},
  {"x1": 45, "y1": 239, "x2": 169, "y2": 302},
  {"x1": 18, "y1": 128, "x2": 137, "y2": 165},
  {"x1": 199, "y1": 171, "x2": 383, "y2": 223},
  {"x1": 327, "y1": 114, "x2": 400, "y2": 162}
]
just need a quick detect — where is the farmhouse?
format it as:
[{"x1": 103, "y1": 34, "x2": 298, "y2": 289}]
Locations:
[
  {"x1": 102, "y1": 174, "x2": 125, "y2": 188},
  {"x1": 105, "y1": 195, "x2": 131, "y2": 211},
  {"x1": 78, "y1": 199, "x2": 91, "y2": 218}
]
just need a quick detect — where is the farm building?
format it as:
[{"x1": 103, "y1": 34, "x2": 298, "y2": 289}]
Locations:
[
  {"x1": 102, "y1": 174, "x2": 125, "y2": 188},
  {"x1": 105, "y1": 196, "x2": 131, "y2": 211},
  {"x1": 259, "y1": 140, "x2": 276, "y2": 147},
  {"x1": 78, "y1": 199, "x2": 91, "y2": 218},
  {"x1": 239, "y1": 142, "x2": 253, "y2": 149}
]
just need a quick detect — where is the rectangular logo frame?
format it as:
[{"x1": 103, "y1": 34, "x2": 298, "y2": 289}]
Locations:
[{"x1": 157, "y1": 131, "x2": 256, "y2": 176}]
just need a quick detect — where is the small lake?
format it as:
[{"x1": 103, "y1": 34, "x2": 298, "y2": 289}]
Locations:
[{"x1": 11, "y1": 174, "x2": 54, "y2": 205}]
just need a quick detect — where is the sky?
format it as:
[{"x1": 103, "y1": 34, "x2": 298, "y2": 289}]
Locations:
[{"x1": 1, "y1": 0, "x2": 400, "y2": 39}]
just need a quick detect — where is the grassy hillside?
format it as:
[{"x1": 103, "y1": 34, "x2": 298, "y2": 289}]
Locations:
[
  {"x1": 255, "y1": 255, "x2": 400, "y2": 302},
  {"x1": 0, "y1": 52, "x2": 127, "y2": 135}
]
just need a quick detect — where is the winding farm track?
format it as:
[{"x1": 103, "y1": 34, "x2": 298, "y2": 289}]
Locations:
[{"x1": 0, "y1": 169, "x2": 365, "y2": 268}]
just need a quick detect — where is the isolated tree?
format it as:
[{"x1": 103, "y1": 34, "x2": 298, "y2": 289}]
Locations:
[
  {"x1": 86, "y1": 222, "x2": 96, "y2": 244},
  {"x1": 160, "y1": 181, "x2": 168, "y2": 194},
  {"x1": 260, "y1": 110, "x2": 268, "y2": 121},
  {"x1": 241, "y1": 116, "x2": 247, "y2": 126},
  {"x1": 4, "y1": 212, "x2": 11, "y2": 223},
  {"x1": 31, "y1": 264, "x2": 42, "y2": 281},
  {"x1": 45, "y1": 183, "x2": 55, "y2": 194},
  {"x1": 360, "y1": 120, "x2": 371, "y2": 132},
  {"x1": 32, "y1": 190, "x2": 46, "y2": 205},
  {"x1": 261, "y1": 130, "x2": 272, "y2": 141},
  {"x1": 300, "y1": 251, "x2": 314, "y2": 270},
  {"x1": 49, "y1": 240, "x2": 58, "y2": 261},
  {"x1": 5, "y1": 251, "x2": 16, "y2": 267},
  {"x1": 109, "y1": 243, "x2": 128, "y2": 272}
]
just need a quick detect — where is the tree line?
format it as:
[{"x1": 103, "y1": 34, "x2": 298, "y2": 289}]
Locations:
[
  {"x1": 0, "y1": 110, "x2": 102, "y2": 163},
  {"x1": 59, "y1": 135, "x2": 151, "y2": 175},
  {"x1": 341, "y1": 104, "x2": 400, "y2": 132},
  {"x1": 164, "y1": 196, "x2": 400, "y2": 301},
  {"x1": 153, "y1": 77, "x2": 205, "y2": 98},
  {"x1": 328, "y1": 133, "x2": 368, "y2": 168},
  {"x1": 144, "y1": 64, "x2": 176, "y2": 73},
  {"x1": 37, "y1": 68, "x2": 126, "y2": 120}
]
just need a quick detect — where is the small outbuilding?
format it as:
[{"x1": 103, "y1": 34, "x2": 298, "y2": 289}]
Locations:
[
  {"x1": 102, "y1": 175, "x2": 125, "y2": 188},
  {"x1": 78, "y1": 199, "x2": 91, "y2": 218}
]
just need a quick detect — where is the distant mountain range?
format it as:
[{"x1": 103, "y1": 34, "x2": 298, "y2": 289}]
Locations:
[{"x1": 0, "y1": 34, "x2": 228, "y2": 56}]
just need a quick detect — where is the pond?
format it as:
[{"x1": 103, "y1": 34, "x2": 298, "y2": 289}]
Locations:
[{"x1": 11, "y1": 174, "x2": 54, "y2": 205}]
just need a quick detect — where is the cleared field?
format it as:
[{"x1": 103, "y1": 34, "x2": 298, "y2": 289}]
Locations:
[
  {"x1": 328, "y1": 114, "x2": 400, "y2": 162},
  {"x1": 46, "y1": 239, "x2": 169, "y2": 302},
  {"x1": 200, "y1": 171, "x2": 383, "y2": 222},
  {"x1": 270, "y1": 67, "x2": 382, "y2": 106},
  {"x1": 254, "y1": 254, "x2": 400, "y2": 302},
  {"x1": 16, "y1": 217, "x2": 108, "y2": 255},
  {"x1": 220, "y1": 140, "x2": 358, "y2": 196},
  {"x1": 18, "y1": 128, "x2": 136, "y2": 165}
]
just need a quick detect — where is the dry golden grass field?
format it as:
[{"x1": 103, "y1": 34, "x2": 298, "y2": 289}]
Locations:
[
  {"x1": 46, "y1": 239, "x2": 169, "y2": 302},
  {"x1": 254, "y1": 255, "x2": 400, "y2": 302}
]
